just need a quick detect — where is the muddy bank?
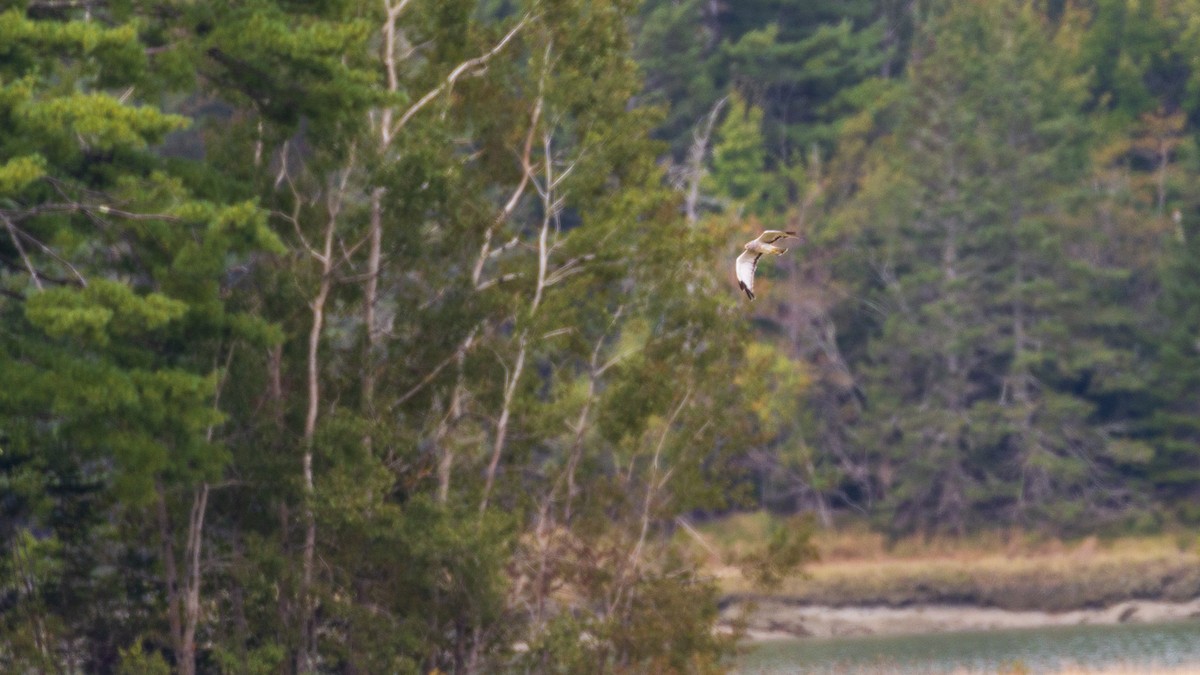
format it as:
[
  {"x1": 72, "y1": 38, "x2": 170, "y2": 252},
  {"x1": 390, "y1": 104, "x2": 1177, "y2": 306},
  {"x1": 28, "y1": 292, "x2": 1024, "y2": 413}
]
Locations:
[{"x1": 720, "y1": 597, "x2": 1200, "y2": 641}]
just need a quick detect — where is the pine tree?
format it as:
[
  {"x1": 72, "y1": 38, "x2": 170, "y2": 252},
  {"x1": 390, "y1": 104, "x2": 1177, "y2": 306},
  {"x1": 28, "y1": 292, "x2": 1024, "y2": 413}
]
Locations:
[
  {"x1": 705, "y1": 93, "x2": 779, "y2": 212},
  {"x1": 1148, "y1": 165, "x2": 1200, "y2": 520},
  {"x1": 842, "y1": 3, "x2": 1131, "y2": 535},
  {"x1": 0, "y1": 5, "x2": 281, "y2": 672}
]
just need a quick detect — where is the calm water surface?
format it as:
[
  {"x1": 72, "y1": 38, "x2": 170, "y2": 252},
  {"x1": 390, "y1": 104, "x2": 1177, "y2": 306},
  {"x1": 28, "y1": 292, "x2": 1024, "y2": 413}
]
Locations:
[{"x1": 736, "y1": 620, "x2": 1200, "y2": 674}]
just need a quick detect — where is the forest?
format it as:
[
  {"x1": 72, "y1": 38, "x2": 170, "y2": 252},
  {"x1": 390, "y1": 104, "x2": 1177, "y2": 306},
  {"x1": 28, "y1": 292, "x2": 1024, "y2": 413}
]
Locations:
[{"x1": 2, "y1": 0, "x2": 1200, "y2": 672}]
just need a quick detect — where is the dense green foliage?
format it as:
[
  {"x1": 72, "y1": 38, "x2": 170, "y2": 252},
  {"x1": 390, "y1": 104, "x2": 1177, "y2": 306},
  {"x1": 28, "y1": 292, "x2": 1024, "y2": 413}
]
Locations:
[
  {"x1": 3, "y1": 0, "x2": 1200, "y2": 672},
  {"x1": 2, "y1": 0, "x2": 756, "y2": 671},
  {"x1": 637, "y1": 0, "x2": 1200, "y2": 537}
]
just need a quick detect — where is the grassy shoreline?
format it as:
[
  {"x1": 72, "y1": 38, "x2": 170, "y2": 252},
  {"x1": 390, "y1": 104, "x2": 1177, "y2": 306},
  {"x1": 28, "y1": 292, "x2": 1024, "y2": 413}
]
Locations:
[{"x1": 685, "y1": 513, "x2": 1200, "y2": 613}]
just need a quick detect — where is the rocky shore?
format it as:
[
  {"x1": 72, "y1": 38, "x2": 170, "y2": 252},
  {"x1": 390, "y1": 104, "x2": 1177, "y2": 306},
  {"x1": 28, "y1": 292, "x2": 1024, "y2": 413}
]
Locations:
[{"x1": 720, "y1": 596, "x2": 1200, "y2": 641}]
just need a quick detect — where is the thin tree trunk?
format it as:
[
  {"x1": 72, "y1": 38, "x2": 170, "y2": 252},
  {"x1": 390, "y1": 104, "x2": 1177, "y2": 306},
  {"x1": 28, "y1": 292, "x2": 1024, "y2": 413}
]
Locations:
[
  {"x1": 268, "y1": 343, "x2": 284, "y2": 423},
  {"x1": 159, "y1": 348, "x2": 230, "y2": 675},
  {"x1": 480, "y1": 332, "x2": 527, "y2": 512},
  {"x1": 11, "y1": 529, "x2": 52, "y2": 672},
  {"x1": 436, "y1": 330, "x2": 472, "y2": 503},
  {"x1": 1012, "y1": 251, "x2": 1029, "y2": 405},
  {"x1": 530, "y1": 179, "x2": 552, "y2": 315},
  {"x1": 563, "y1": 378, "x2": 595, "y2": 517},
  {"x1": 231, "y1": 538, "x2": 251, "y2": 664},
  {"x1": 434, "y1": 390, "x2": 459, "y2": 504},
  {"x1": 1013, "y1": 247, "x2": 1031, "y2": 515},
  {"x1": 805, "y1": 459, "x2": 833, "y2": 528},
  {"x1": 156, "y1": 481, "x2": 188, "y2": 675},
  {"x1": 563, "y1": 306, "x2": 625, "y2": 518},
  {"x1": 479, "y1": 118, "x2": 552, "y2": 513},
  {"x1": 363, "y1": 186, "x2": 385, "y2": 414},
  {"x1": 178, "y1": 483, "x2": 208, "y2": 675},
  {"x1": 298, "y1": 163, "x2": 347, "y2": 671},
  {"x1": 300, "y1": 238, "x2": 332, "y2": 673},
  {"x1": 609, "y1": 392, "x2": 690, "y2": 617},
  {"x1": 683, "y1": 96, "x2": 728, "y2": 225},
  {"x1": 936, "y1": 208, "x2": 969, "y2": 533}
]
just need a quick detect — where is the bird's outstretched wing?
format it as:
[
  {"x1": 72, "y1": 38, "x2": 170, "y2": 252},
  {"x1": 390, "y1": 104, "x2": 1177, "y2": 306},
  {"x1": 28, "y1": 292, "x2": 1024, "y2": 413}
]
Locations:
[
  {"x1": 735, "y1": 250, "x2": 761, "y2": 300},
  {"x1": 749, "y1": 230, "x2": 798, "y2": 246}
]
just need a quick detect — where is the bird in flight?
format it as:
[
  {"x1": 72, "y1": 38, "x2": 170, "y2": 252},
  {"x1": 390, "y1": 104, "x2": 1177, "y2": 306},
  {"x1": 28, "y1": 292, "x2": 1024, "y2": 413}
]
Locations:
[{"x1": 735, "y1": 230, "x2": 799, "y2": 300}]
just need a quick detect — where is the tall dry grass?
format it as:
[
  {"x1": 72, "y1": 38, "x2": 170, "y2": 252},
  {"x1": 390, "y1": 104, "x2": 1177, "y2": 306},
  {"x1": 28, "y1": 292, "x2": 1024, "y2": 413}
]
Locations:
[{"x1": 683, "y1": 513, "x2": 1200, "y2": 611}]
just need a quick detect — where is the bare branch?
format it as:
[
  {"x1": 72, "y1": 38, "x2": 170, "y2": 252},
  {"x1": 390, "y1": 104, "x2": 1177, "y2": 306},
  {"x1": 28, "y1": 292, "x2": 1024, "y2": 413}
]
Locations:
[
  {"x1": 379, "y1": 0, "x2": 418, "y2": 144},
  {"x1": 389, "y1": 14, "x2": 533, "y2": 139},
  {"x1": 544, "y1": 253, "x2": 595, "y2": 287},
  {"x1": 3, "y1": 214, "x2": 42, "y2": 291},
  {"x1": 385, "y1": 0, "x2": 417, "y2": 23},
  {"x1": 473, "y1": 83, "x2": 543, "y2": 288},
  {"x1": 595, "y1": 348, "x2": 638, "y2": 378},
  {"x1": 337, "y1": 230, "x2": 372, "y2": 267},
  {"x1": 2, "y1": 217, "x2": 88, "y2": 288},
  {"x1": 273, "y1": 139, "x2": 292, "y2": 189},
  {"x1": 529, "y1": 103, "x2": 559, "y2": 316},
  {"x1": 609, "y1": 390, "x2": 692, "y2": 617},
  {"x1": 393, "y1": 330, "x2": 478, "y2": 408},
  {"x1": 561, "y1": 306, "x2": 625, "y2": 518},
  {"x1": 540, "y1": 326, "x2": 574, "y2": 340},
  {"x1": 489, "y1": 236, "x2": 521, "y2": 258},
  {"x1": 4, "y1": 202, "x2": 182, "y2": 223},
  {"x1": 27, "y1": 0, "x2": 101, "y2": 8},
  {"x1": 274, "y1": 143, "x2": 321, "y2": 260},
  {"x1": 276, "y1": 207, "x2": 319, "y2": 262},
  {"x1": 675, "y1": 516, "x2": 723, "y2": 562},
  {"x1": 548, "y1": 149, "x2": 584, "y2": 192},
  {"x1": 474, "y1": 271, "x2": 522, "y2": 291},
  {"x1": 14, "y1": 234, "x2": 86, "y2": 285},
  {"x1": 531, "y1": 206, "x2": 551, "y2": 315},
  {"x1": 684, "y1": 96, "x2": 729, "y2": 224}
]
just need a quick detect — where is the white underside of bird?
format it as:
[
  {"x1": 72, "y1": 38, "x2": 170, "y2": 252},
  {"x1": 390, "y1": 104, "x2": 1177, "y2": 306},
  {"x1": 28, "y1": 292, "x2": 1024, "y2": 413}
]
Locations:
[{"x1": 735, "y1": 230, "x2": 798, "y2": 300}]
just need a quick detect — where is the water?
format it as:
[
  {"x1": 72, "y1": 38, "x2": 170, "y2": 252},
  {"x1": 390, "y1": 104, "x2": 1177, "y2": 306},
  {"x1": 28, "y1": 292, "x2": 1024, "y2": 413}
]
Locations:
[{"x1": 736, "y1": 621, "x2": 1200, "y2": 674}]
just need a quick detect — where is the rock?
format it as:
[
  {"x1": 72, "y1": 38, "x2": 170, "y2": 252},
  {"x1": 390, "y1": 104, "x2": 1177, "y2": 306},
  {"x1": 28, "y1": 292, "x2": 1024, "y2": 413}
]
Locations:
[{"x1": 1118, "y1": 605, "x2": 1138, "y2": 623}]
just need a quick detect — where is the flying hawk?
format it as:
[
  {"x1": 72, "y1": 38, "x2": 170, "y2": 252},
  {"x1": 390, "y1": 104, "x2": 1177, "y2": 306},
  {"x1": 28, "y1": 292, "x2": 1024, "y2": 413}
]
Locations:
[{"x1": 735, "y1": 230, "x2": 798, "y2": 300}]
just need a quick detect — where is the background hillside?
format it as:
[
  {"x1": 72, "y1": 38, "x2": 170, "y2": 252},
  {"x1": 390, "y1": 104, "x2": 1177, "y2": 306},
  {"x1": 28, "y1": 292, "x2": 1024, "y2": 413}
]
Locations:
[
  {"x1": 636, "y1": 0, "x2": 1200, "y2": 536},
  {"x1": 2, "y1": 0, "x2": 1200, "y2": 672}
]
